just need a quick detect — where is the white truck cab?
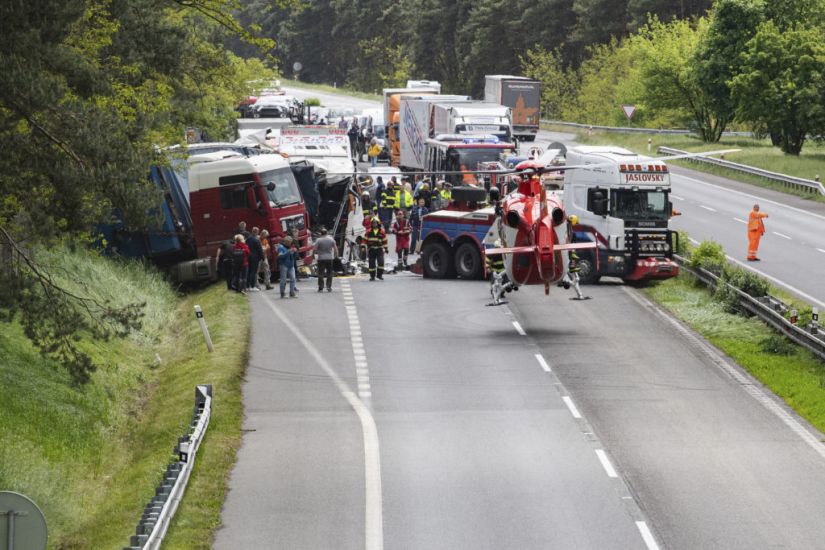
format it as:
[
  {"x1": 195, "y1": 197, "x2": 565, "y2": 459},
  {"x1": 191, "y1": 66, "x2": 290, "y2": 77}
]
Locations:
[{"x1": 563, "y1": 146, "x2": 679, "y2": 283}]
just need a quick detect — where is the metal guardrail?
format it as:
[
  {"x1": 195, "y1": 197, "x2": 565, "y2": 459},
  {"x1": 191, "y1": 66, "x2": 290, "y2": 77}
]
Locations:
[
  {"x1": 124, "y1": 384, "x2": 212, "y2": 550},
  {"x1": 674, "y1": 255, "x2": 825, "y2": 361},
  {"x1": 541, "y1": 119, "x2": 753, "y2": 137},
  {"x1": 659, "y1": 146, "x2": 825, "y2": 196}
]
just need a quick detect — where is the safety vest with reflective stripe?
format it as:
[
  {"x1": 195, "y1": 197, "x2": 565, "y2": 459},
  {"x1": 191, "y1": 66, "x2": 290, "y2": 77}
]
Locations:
[
  {"x1": 748, "y1": 210, "x2": 767, "y2": 234},
  {"x1": 486, "y1": 253, "x2": 504, "y2": 272},
  {"x1": 381, "y1": 190, "x2": 397, "y2": 209},
  {"x1": 395, "y1": 189, "x2": 413, "y2": 209},
  {"x1": 365, "y1": 228, "x2": 388, "y2": 249}
]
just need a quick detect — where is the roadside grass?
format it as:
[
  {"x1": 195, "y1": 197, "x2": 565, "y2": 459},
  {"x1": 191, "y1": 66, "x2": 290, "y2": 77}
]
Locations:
[
  {"x1": 0, "y1": 245, "x2": 248, "y2": 549},
  {"x1": 644, "y1": 274, "x2": 825, "y2": 436},
  {"x1": 542, "y1": 123, "x2": 825, "y2": 202},
  {"x1": 284, "y1": 78, "x2": 382, "y2": 103}
]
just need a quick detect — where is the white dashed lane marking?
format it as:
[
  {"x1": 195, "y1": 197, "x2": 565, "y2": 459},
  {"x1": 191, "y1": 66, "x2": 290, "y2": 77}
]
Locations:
[
  {"x1": 534, "y1": 354, "x2": 551, "y2": 372},
  {"x1": 773, "y1": 231, "x2": 792, "y2": 240},
  {"x1": 734, "y1": 218, "x2": 747, "y2": 224},
  {"x1": 699, "y1": 205, "x2": 717, "y2": 212},
  {"x1": 636, "y1": 521, "x2": 661, "y2": 550},
  {"x1": 512, "y1": 321, "x2": 526, "y2": 336},
  {"x1": 562, "y1": 396, "x2": 582, "y2": 419},
  {"x1": 595, "y1": 449, "x2": 618, "y2": 478}
]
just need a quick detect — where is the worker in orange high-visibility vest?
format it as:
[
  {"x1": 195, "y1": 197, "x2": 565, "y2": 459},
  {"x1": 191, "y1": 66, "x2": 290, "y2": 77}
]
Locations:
[{"x1": 747, "y1": 203, "x2": 768, "y2": 261}]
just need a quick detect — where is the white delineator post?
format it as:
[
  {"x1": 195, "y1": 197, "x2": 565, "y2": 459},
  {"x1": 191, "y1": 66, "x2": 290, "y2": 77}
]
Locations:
[{"x1": 194, "y1": 305, "x2": 214, "y2": 352}]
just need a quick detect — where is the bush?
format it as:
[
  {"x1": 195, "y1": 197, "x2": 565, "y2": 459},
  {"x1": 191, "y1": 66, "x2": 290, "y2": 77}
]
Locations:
[
  {"x1": 759, "y1": 334, "x2": 796, "y2": 355},
  {"x1": 689, "y1": 240, "x2": 726, "y2": 273},
  {"x1": 674, "y1": 230, "x2": 690, "y2": 256},
  {"x1": 715, "y1": 265, "x2": 771, "y2": 313},
  {"x1": 304, "y1": 97, "x2": 321, "y2": 107}
]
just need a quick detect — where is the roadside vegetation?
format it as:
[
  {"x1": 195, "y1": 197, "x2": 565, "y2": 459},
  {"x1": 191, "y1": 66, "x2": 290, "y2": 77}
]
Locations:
[
  {"x1": 285, "y1": 79, "x2": 382, "y2": 103},
  {"x1": 547, "y1": 124, "x2": 825, "y2": 202},
  {"x1": 0, "y1": 245, "x2": 248, "y2": 548},
  {"x1": 644, "y1": 239, "x2": 825, "y2": 435}
]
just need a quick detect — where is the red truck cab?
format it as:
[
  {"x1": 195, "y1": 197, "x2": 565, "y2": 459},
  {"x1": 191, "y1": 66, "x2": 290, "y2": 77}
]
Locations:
[{"x1": 187, "y1": 152, "x2": 312, "y2": 263}]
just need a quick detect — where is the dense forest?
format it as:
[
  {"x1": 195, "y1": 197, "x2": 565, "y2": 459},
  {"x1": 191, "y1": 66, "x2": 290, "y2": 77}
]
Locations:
[
  {"x1": 233, "y1": 0, "x2": 825, "y2": 153},
  {"x1": 0, "y1": 0, "x2": 275, "y2": 382}
]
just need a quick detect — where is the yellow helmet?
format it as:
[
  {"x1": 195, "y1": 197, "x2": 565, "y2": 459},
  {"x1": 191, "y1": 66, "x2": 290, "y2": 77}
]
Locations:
[{"x1": 569, "y1": 215, "x2": 579, "y2": 225}]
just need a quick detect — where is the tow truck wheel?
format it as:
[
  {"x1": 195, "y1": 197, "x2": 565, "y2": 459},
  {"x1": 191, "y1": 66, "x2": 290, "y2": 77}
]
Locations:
[
  {"x1": 576, "y1": 254, "x2": 601, "y2": 285},
  {"x1": 422, "y1": 242, "x2": 455, "y2": 279},
  {"x1": 454, "y1": 243, "x2": 482, "y2": 279}
]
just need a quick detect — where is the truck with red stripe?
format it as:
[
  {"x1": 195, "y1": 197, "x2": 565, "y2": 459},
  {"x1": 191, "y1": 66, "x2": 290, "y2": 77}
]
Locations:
[{"x1": 563, "y1": 146, "x2": 679, "y2": 284}]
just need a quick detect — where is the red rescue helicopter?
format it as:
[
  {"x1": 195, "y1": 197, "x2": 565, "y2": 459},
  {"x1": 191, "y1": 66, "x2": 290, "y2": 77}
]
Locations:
[{"x1": 484, "y1": 158, "x2": 597, "y2": 298}]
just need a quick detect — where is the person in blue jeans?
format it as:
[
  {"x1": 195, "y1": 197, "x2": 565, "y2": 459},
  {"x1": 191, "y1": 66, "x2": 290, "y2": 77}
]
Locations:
[{"x1": 277, "y1": 236, "x2": 298, "y2": 298}]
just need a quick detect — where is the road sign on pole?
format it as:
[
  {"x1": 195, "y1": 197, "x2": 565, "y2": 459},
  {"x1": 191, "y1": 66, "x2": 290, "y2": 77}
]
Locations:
[{"x1": 621, "y1": 105, "x2": 637, "y2": 122}]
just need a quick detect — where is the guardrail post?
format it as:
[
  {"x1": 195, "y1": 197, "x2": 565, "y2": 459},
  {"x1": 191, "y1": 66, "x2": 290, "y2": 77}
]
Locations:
[
  {"x1": 647, "y1": 138, "x2": 652, "y2": 152},
  {"x1": 790, "y1": 309, "x2": 798, "y2": 325},
  {"x1": 194, "y1": 305, "x2": 214, "y2": 352}
]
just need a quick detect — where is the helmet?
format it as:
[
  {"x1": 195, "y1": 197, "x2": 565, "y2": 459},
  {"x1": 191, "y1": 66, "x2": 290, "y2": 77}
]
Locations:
[
  {"x1": 371, "y1": 217, "x2": 380, "y2": 225},
  {"x1": 568, "y1": 215, "x2": 579, "y2": 225}
]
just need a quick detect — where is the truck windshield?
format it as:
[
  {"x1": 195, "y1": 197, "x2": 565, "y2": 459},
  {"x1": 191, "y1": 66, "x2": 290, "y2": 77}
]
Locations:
[
  {"x1": 611, "y1": 189, "x2": 669, "y2": 220},
  {"x1": 261, "y1": 167, "x2": 302, "y2": 207},
  {"x1": 447, "y1": 148, "x2": 504, "y2": 172}
]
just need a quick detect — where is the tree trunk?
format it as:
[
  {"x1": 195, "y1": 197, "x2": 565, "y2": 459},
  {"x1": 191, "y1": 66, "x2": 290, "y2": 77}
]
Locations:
[{"x1": 780, "y1": 131, "x2": 805, "y2": 155}]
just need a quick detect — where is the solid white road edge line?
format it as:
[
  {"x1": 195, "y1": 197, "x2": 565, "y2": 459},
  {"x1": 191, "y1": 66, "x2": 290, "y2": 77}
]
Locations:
[
  {"x1": 622, "y1": 286, "x2": 825, "y2": 461},
  {"x1": 595, "y1": 449, "x2": 618, "y2": 478},
  {"x1": 263, "y1": 296, "x2": 384, "y2": 550},
  {"x1": 534, "y1": 354, "x2": 552, "y2": 372},
  {"x1": 562, "y1": 396, "x2": 582, "y2": 419},
  {"x1": 636, "y1": 521, "x2": 661, "y2": 550},
  {"x1": 673, "y1": 173, "x2": 825, "y2": 221},
  {"x1": 512, "y1": 321, "x2": 527, "y2": 336}
]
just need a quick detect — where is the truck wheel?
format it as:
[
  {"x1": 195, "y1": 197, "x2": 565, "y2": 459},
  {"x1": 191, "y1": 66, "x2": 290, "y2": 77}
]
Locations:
[
  {"x1": 577, "y1": 254, "x2": 601, "y2": 285},
  {"x1": 454, "y1": 243, "x2": 482, "y2": 279},
  {"x1": 422, "y1": 242, "x2": 454, "y2": 279}
]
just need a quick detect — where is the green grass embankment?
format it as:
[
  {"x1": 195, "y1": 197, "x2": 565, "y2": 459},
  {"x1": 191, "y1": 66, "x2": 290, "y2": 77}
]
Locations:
[
  {"x1": 644, "y1": 274, "x2": 825, "y2": 436},
  {"x1": 0, "y1": 246, "x2": 249, "y2": 548},
  {"x1": 284, "y1": 78, "x2": 382, "y2": 103},
  {"x1": 544, "y1": 123, "x2": 825, "y2": 202}
]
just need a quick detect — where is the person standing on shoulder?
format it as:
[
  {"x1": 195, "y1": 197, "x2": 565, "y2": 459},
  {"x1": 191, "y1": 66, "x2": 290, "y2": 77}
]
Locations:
[
  {"x1": 391, "y1": 209, "x2": 412, "y2": 269},
  {"x1": 259, "y1": 229, "x2": 274, "y2": 290},
  {"x1": 314, "y1": 227, "x2": 339, "y2": 292},
  {"x1": 365, "y1": 218, "x2": 388, "y2": 281},
  {"x1": 277, "y1": 236, "x2": 298, "y2": 298},
  {"x1": 232, "y1": 234, "x2": 250, "y2": 294},
  {"x1": 747, "y1": 204, "x2": 768, "y2": 261},
  {"x1": 245, "y1": 228, "x2": 264, "y2": 291}
]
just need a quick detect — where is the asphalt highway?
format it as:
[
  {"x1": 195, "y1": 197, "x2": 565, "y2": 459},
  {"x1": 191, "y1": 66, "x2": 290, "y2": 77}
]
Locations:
[
  {"x1": 215, "y1": 87, "x2": 825, "y2": 548},
  {"x1": 217, "y1": 273, "x2": 825, "y2": 548}
]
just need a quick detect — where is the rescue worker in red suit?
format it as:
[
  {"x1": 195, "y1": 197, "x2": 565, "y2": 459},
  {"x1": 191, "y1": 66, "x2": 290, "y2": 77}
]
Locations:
[
  {"x1": 365, "y1": 217, "x2": 388, "y2": 280},
  {"x1": 391, "y1": 209, "x2": 412, "y2": 270},
  {"x1": 747, "y1": 203, "x2": 768, "y2": 261}
]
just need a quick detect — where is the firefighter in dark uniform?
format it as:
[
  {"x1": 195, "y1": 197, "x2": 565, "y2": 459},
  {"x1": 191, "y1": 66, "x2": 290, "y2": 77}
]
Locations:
[
  {"x1": 379, "y1": 180, "x2": 398, "y2": 229},
  {"x1": 365, "y1": 217, "x2": 388, "y2": 280},
  {"x1": 486, "y1": 240, "x2": 513, "y2": 304}
]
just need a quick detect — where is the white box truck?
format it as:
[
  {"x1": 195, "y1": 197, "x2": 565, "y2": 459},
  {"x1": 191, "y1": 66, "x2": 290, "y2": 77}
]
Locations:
[
  {"x1": 430, "y1": 101, "x2": 513, "y2": 143},
  {"x1": 484, "y1": 75, "x2": 541, "y2": 141},
  {"x1": 399, "y1": 95, "x2": 471, "y2": 170}
]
